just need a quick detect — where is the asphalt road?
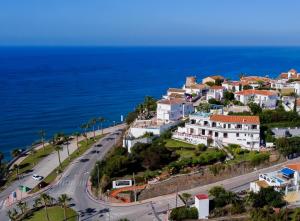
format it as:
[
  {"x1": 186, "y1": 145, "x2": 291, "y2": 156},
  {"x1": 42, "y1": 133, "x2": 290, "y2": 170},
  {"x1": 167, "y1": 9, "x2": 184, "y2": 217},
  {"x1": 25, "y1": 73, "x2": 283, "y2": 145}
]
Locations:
[{"x1": 1, "y1": 126, "x2": 300, "y2": 220}]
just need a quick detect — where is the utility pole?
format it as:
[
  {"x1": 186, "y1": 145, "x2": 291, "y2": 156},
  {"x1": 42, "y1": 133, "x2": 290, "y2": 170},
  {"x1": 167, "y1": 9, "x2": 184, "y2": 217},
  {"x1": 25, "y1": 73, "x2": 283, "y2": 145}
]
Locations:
[{"x1": 133, "y1": 172, "x2": 137, "y2": 202}]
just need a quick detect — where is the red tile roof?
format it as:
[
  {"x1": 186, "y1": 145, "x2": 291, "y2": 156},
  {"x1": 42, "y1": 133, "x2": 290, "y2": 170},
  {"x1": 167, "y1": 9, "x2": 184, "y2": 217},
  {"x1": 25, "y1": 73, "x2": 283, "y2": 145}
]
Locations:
[
  {"x1": 240, "y1": 76, "x2": 271, "y2": 83},
  {"x1": 195, "y1": 194, "x2": 209, "y2": 200},
  {"x1": 188, "y1": 84, "x2": 207, "y2": 90},
  {"x1": 157, "y1": 98, "x2": 190, "y2": 105},
  {"x1": 235, "y1": 89, "x2": 277, "y2": 96},
  {"x1": 286, "y1": 163, "x2": 300, "y2": 172},
  {"x1": 168, "y1": 88, "x2": 185, "y2": 93},
  {"x1": 210, "y1": 114, "x2": 260, "y2": 124}
]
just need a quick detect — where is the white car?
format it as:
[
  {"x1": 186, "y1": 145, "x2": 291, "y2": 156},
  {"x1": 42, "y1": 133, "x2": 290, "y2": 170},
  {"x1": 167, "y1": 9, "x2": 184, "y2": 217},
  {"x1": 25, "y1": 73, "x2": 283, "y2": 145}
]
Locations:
[{"x1": 32, "y1": 174, "x2": 43, "y2": 181}]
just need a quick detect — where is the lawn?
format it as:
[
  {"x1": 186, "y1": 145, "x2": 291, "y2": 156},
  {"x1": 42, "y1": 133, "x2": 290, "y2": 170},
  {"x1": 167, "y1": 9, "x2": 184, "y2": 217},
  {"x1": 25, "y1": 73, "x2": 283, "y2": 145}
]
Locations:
[
  {"x1": 9, "y1": 144, "x2": 54, "y2": 182},
  {"x1": 165, "y1": 139, "x2": 196, "y2": 159},
  {"x1": 24, "y1": 206, "x2": 78, "y2": 221},
  {"x1": 30, "y1": 134, "x2": 105, "y2": 193}
]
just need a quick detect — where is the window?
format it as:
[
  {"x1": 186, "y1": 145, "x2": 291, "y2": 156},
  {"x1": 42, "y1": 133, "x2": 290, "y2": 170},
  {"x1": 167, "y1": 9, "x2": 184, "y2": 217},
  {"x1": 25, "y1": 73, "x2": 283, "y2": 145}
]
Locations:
[
  {"x1": 237, "y1": 124, "x2": 242, "y2": 129},
  {"x1": 204, "y1": 121, "x2": 208, "y2": 126},
  {"x1": 236, "y1": 133, "x2": 239, "y2": 137},
  {"x1": 212, "y1": 122, "x2": 216, "y2": 127},
  {"x1": 223, "y1": 124, "x2": 226, "y2": 128},
  {"x1": 215, "y1": 132, "x2": 218, "y2": 137},
  {"x1": 228, "y1": 124, "x2": 231, "y2": 128},
  {"x1": 191, "y1": 119, "x2": 196, "y2": 124},
  {"x1": 252, "y1": 125, "x2": 257, "y2": 129},
  {"x1": 224, "y1": 133, "x2": 228, "y2": 138},
  {"x1": 190, "y1": 128, "x2": 194, "y2": 134},
  {"x1": 202, "y1": 129, "x2": 205, "y2": 135},
  {"x1": 208, "y1": 131, "x2": 212, "y2": 136}
]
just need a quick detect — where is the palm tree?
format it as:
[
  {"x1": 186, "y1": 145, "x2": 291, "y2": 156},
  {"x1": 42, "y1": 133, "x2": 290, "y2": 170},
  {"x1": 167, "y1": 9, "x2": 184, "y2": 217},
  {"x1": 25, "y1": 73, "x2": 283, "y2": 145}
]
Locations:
[
  {"x1": 38, "y1": 129, "x2": 46, "y2": 152},
  {"x1": 11, "y1": 148, "x2": 21, "y2": 158},
  {"x1": 62, "y1": 134, "x2": 70, "y2": 157},
  {"x1": 54, "y1": 145, "x2": 63, "y2": 169},
  {"x1": 89, "y1": 118, "x2": 98, "y2": 140},
  {"x1": 13, "y1": 164, "x2": 20, "y2": 181},
  {"x1": 98, "y1": 117, "x2": 106, "y2": 135},
  {"x1": 33, "y1": 198, "x2": 42, "y2": 209},
  {"x1": 73, "y1": 132, "x2": 80, "y2": 149},
  {"x1": 58, "y1": 194, "x2": 72, "y2": 221},
  {"x1": 7, "y1": 208, "x2": 18, "y2": 221},
  {"x1": 80, "y1": 123, "x2": 89, "y2": 144},
  {"x1": 40, "y1": 193, "x2": 52, "y2": 221},
  {"x1": 17, "y1": 201, "x2": 28, "y2": 215},
  {"x1": 181, "y1": 193, "x2": 192, "y2": 208}
]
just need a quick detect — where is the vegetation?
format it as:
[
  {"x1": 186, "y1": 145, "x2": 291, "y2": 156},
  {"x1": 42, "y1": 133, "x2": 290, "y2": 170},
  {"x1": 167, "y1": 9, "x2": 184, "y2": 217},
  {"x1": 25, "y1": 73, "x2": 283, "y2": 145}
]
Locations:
[
  {"x1": 248, "y1": 187, "x2": 285, "y2": 208},
  {"x1": 169, "y1": 207, "x2": 198, "y2": 221},
  {"x1": 276, "y1": 136, "x2": 300, "y2": 157},
  {"x1": 125, "y1": 96, "x2": 157, "y2": 124}
]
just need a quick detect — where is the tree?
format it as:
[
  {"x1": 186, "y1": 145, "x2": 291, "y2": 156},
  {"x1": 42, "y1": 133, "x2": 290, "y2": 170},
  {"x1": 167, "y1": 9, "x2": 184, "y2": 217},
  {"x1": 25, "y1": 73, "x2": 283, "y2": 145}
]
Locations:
[
  {"x1": 208, "y1": 98, "x2": 222, "y2": 105},
  {"x1": 181, "y1": 193, "x2": 192, "y2": 207},
  {"x1": 89, "y1": 118, "x2": 98, "y2": 140},
  {"x1": 197, "y1": 103, "x2": 210, "y2": 112},
  {"x1": 224, "y1": 91, "x2": 234, "y2": 101},
  {"x1": 40, "y1": 193, "x2": 53, "y2": 221},
  {"x1": 98, "y1": 117, "x2": 106, "y2": 135},
  {"x1": 215, "y1": 78, "x2": 223, "y2": 86},
  {"x1": 170, "y1": 207, "x2": 198, "y2": 221},
  {"x1": 11, "y1": 148, "x2": 21, "y2": 158},
  {"x1": 7, "y1": 208, "x2": 18, "y2": 221},
  {"x1": 209, "y1": 186, "x2": 240, "y2": 208},
  {"x1": 58, "y1": 194, "x2": 72, "y2": 221},
  {"x1": 80, "y1": 123, "x2": 89, "y2": 144},
  {"x1": 13, "y1": 164, "x2": 20, "y2": 180},
  {"x1": 38, "y1": 129, "x2": 46, "y2": 152},
  {"x1": 248, "y1": 187, "x2": 285, "y2": 208},
  {"x1": 16, "y1": 201, "x2": 28, "y2": 215},
  {"x1": 73, "y1": 132, "x2": 80, "y2": 149},
  {"x1": 54, "y1": 145, "x2": 63, "y2": 169},
  {"x1": 243, "y1": 84, "x2": 252, "y2": 90},
  {"x1": 292, "y1": 208, "x2": 300, "y2": 221},
  {"x1": 62, "y1": 134, "x2": 70, "y2": 157},
  {"x1": 33, "y1": 198, "x2": 42, "y2": 209},
  {"x1": 248, "y1": 102, "x2": 262, "y2": 115}
]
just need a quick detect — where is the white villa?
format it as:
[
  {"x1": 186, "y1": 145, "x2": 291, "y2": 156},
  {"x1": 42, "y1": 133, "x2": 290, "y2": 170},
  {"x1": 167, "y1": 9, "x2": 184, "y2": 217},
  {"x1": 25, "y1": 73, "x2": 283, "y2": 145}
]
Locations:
[
  {"x1": 206, "y1": 86, "x2": 226, "y2": 101},
  {"x1": 234, "y1": 89, "x2": 278, "y2": 109},
  {"x1": 173, "y1": 112, "x2": 261, "y2": 150},
  {"x1": 250, "y1": 163, "x2": 300, "y2": 203},
  {"x1": 157, "y1": 98, "x2": 194, "y2": 124}
]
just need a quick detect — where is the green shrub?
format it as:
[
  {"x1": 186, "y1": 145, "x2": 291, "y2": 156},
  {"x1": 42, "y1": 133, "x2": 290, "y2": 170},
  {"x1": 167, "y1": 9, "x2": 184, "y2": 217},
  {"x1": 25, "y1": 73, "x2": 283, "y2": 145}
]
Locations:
[{"x1": 170, "y1": 207, "x2": 198, "y2": 221}]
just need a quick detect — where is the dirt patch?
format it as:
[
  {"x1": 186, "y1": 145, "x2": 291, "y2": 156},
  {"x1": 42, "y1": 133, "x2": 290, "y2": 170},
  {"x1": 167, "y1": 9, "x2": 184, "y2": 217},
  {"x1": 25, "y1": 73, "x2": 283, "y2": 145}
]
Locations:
[{"x1": 138, "y1": 157, "x2": 285, "y2": 200}]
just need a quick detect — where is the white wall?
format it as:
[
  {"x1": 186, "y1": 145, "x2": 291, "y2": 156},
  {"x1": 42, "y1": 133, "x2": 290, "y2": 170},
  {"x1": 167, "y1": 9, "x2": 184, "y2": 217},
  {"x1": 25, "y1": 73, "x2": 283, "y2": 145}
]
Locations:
[{"x1": 195, "y1": 197, "x2": 209, "y2": 219}]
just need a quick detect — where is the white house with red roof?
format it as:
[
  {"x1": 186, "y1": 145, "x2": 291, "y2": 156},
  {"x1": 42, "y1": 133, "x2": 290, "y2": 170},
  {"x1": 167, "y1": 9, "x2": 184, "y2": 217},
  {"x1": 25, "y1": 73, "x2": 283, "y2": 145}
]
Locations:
[
  {"x1": 279, "y1": 69, "x2": 300, "y2": 80},
  {"x1": 234, "y1": 89, "x2": 278, "y2": 109},
  {"x1": 194, "y1": 194, "x2": 209, "y2": 219},
  {"x1": 156, "y1": 98, "x2": 194, "y2": 124},
  {"x1": 206, "y1": 85, "x2": 226, "y2": 101},
  {"x1": 173, "y1": 112, "x2": 261, "y2": 150}
]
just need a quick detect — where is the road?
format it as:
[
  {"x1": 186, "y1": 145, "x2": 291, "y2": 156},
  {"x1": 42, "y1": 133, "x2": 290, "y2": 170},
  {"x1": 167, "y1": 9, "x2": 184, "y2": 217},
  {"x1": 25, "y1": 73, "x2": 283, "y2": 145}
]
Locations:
[{"x1": 1, "y1": 126, "x2": 300, "y2": 220}]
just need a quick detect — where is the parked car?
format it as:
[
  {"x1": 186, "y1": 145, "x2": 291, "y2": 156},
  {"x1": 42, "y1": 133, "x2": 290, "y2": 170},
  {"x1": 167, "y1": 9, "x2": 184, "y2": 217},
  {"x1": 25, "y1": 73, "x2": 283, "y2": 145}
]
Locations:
[{"x1": 32, "y1": 174, "x2": 43, "y2": 181}]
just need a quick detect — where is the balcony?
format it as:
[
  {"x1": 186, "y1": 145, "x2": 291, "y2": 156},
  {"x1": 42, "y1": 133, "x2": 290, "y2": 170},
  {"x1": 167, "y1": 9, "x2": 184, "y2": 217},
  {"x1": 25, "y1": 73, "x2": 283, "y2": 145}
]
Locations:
[{"x1": 186, "y1": 123, "x2": 259, "y2": 133}]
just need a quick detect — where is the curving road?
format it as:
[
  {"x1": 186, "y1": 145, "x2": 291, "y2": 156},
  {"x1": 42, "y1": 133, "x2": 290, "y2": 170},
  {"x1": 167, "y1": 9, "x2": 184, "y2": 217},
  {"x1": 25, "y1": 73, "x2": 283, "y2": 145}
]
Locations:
[{"x1": 1, "y1": 125, "x2": 300, "y2": 220}]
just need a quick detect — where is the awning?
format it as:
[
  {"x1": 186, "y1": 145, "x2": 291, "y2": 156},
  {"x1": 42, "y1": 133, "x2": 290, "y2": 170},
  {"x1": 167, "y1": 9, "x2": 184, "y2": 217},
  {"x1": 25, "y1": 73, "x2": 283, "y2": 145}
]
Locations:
[{"x1": 281, "y1": 168, "x2": 295, "y2": 176}]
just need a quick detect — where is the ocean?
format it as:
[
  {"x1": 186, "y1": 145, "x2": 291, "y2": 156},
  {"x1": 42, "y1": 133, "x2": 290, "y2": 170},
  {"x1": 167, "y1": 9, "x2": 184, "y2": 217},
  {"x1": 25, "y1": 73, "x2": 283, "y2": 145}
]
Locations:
[{"x1": 1, "y1": 46, "x2": 300, "y2": 159}]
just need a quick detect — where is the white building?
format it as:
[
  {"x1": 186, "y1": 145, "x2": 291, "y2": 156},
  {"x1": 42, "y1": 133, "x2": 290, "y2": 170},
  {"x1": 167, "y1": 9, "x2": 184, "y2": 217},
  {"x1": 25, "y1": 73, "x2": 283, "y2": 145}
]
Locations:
[
  {"x1": 156, "y1": 98, "x2": 194, "y2": 124},
  {"x1": 173, "y1": 112, "x2": 261, "y2": 150},
  {"x1": 250, "y1": 163, "x2": 300, "y2": 203},
  {"x1": 234, "y1": 89, "x2": 278, "y2": 109},
  {"x1": 194, "y1": 194, "x2": 209, "y2": 219},
  {"x1": 206, "y1": 86, "x2": 226, "y2": 101}
]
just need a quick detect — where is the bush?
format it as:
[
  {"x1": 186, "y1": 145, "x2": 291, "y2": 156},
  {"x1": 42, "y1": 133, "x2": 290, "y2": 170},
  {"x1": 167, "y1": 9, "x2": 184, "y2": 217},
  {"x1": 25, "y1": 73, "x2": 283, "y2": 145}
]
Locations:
[
  {"x1": 170, "y1": 207, "x2": 198, "y2": 221},
  {"x1": 249, "y1": 152, "x2": 269, "y2": 166}
]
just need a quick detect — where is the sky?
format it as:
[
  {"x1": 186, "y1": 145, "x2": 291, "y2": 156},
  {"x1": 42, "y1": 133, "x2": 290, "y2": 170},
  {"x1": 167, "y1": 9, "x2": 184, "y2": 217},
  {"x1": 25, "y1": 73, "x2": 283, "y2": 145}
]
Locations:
[{"x1": 0, "y1": 0, "x2": 300, "y2": 46}]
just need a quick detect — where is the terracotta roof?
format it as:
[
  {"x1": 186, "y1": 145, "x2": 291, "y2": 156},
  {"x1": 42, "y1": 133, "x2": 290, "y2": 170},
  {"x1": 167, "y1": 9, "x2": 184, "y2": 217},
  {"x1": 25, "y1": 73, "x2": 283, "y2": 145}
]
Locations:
[
  {"x1": 195, "y1": 194, "x2": 208, "y2": 200},
  {"x1": 168, "y1": 93, "x2": 185, "y2": 99},
  {"x1": 204, "y1": 75, "x2": 224, "y2": 80},
  {"x1": 210, "y1": 85, "x2": 224, "y2": 90},
  {"x1": 188, "y1": 84, "x2": 207, "y2": 90},
  {"x1": 157, "y1": 98, "x2": 189, "y2": 105},
  {"x1": 168, "y1": 88, "x2": 185, "y2": 93},
  {"x1": 256, "y1": 180, "x2": 269, "y2": 188},
  {"x1": 235, "y1": 89, "x2": 277, "y2": 96},
  {"x1": 210, "y1": 114, "x2": 260, "y2": 124},
  {"x1": 289, "y1": 69, "x2": 297, "y2": 74},
  {"x1": 286, "y1": 163, "x2": 300, "y2": 172},
  {"x1": 240, "y1": 76, "x2": 271, "y2": 83}
]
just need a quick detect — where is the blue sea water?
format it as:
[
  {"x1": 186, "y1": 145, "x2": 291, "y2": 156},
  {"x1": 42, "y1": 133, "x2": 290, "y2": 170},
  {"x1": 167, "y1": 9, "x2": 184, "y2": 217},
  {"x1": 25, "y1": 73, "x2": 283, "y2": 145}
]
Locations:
[{"x1": 1, "y1": 46, "x2": 300, "y2": 159}]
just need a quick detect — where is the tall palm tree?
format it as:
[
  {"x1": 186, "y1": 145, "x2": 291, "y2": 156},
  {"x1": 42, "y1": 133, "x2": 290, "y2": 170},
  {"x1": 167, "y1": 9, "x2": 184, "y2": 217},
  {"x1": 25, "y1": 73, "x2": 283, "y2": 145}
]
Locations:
[
  {"x1": 98, "y1": 117, "x2": 106, "y2": 135},
  {"x1": 62, "y1": 134, "x2": 70, "y2": 157},
  {"x1": 58, "y1": 194, "x2": 72, "y2": 221},
  {"x1": 54, "y1": 145, "x2": 63, "y2": 169},
  {"x1": 40, "y1": 193, "x2": 52, "y2": 221},
  {"x1": 73, "y1": 132, "x2": 80, "y2": 149},
  {"x1": 38, "y1": 129, "x2": 46, "y2": 152},
  {"x1": 80, "y1": 123, "x2": 89, "y2": 144},
  {"x1": 7, "y1": 208, "x2": 18, "y2": 221},
  {"x1": 89, "y1": 118, "x2": 98, "y2": 140},
  {"x1": 16, "y1": 201, "x2": 28, "y2": 215},
  {"x1": 13, "y1": 164, "x2": 20, "y2": 181},
  {"x1": 11, "y1": 149, "x2": 21, "y2": 158}
]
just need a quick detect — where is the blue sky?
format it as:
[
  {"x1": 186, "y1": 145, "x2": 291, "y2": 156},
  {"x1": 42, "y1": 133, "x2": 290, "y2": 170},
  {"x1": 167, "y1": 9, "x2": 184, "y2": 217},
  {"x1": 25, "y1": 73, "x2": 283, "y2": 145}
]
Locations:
[{"x1": 0, "y1": 0, "x2": 300, "y2": 46}]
